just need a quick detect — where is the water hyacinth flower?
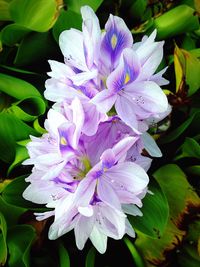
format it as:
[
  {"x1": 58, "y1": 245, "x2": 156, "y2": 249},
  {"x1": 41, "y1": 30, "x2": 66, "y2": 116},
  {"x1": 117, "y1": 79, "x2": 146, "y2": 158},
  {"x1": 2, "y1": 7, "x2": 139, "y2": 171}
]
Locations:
[
  {"x1": 44, "y1": 5, "x2": 169, "y2": 133},
  {"x1": 23, "y1": 101, "x2": 150, "y2": 253},
  {"x1": 23, "y1": 5, "x2": 170, "y2": 254}
]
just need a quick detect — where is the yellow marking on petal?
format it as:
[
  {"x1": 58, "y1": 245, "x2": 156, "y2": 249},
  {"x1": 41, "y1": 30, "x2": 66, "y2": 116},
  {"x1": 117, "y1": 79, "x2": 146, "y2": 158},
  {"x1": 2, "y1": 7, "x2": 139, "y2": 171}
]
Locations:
[
  {"x1": 60, "y1": 136, "x2": 67, "y2": 146},
  {"x1": 124, "y1": 73, "x2": 130, "y2": 84},
  {"x1": 111, "y1": 34, "x2": 117, "y2": 49}
]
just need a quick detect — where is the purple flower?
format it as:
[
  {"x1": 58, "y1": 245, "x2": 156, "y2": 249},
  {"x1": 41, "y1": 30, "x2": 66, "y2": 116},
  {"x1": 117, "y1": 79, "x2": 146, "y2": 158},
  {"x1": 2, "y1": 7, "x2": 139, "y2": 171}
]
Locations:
[
  {"x1": 23, "y1": 102, "x2": 150, "y2": 253},
  {"x1": 44, "y1": 6, "x2": 168, "y2": 133},
  {"x1": 23, "y1": 5, "x2": 170, "y2": 254}
]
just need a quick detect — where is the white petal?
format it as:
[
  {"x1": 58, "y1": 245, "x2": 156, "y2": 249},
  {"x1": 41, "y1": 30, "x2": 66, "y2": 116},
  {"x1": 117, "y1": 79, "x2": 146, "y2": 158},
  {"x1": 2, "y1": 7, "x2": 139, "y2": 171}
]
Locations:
[
  {"x1": 59, "y1": 29, "x2": 87, "y2": 70},
  {"x1": 75, "y1": 215, "x2": 94, "y2": 250},
  {"x1": 90, "y1": 225, "x2": 107, "y2": 254}
]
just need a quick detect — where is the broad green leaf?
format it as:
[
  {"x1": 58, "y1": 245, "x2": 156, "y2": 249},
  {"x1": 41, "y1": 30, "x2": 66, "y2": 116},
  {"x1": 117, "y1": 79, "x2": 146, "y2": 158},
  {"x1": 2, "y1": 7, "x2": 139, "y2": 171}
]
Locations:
[
  {"x1": 0, "y1": 179, "x2": 11, "y2": 193},
  {"x1": 2, "y1": 175, "x2": 40, "y2": 209},
  {"x1": 14, "y1": 31, "x2": 58, "y2": 66},
  {"x1": 190, "y1": 48, "x2": 200, "y2": 58},
  {"x1": 0, "y1": 0, "x2": 11, "y2": 20},
  {"x1": 0, "y1": 212, "x2": 7, "y2": 266},
  {"x1": 124, "y1": 238, "x2": 145, "y2": 267},
  {"x1": 0, "y1": 73, "x2": 42, "y2": 99},
  {"x1": 174, "y1": 45, "x2": 200, "y2": 96},
  {"x1": 59, "y1": 242, "x2": 70, "y2": 267},
  {"x1": 7, "y1": 144, "x2": 29, "y2": 175},
  {"x1": 175, "y1": 137, "x2": 200, "y2": 160},
  {"x1": 85, "y1": 247, "x2": 96, "y2": 267},
  {"x1": 53, "y1": 9, "x2": 82, "y2": 42},
  {"x1": 65, "y1": 0, "x2": 103, "y2": 13},
  {"x1": 33, "y1": 118, "x2": 47, "y2": 134},
  {"x1": 8, "y1": 97, "x2": 46, "y2": 121},
  {"x1": 7, "y1": 225, "x2": 36, "y2": 267},
  {"x1": 1, "y1": 24, "x2": 30, "y2": 46},
  {"x1": 0, "y1": 73, "x2": 46, "y2": 120},
  {"x1": 129, "y1": 0, "x2": 147, "y2": 21},
  {"x1": 0, "y1": 113, "x2": 36, "y2": 162},
  {"x1": 0, "y1": 196, "x2": 26, "y2": 226},
  {"x1": 154, "y1": 5, "x2": 199, "y2": 40},
  {"x1": 9, "y1": 0, "x2": 61, "y2": 32},
  {"x1": 181, "y1": 35, "x2": 196, "y2": 50},
  {"x1": 177, "y1": 221, "x2": 200, "y2": 267},
  {"x1": 135, "y1": 164, "x2": 200, "y2": 265},
  {"x1": 183, "y1": 49, "x2": 200, "y2": 96},
  {"x1": 129, "y1": 179, "x2": 169, "y2": 238}
]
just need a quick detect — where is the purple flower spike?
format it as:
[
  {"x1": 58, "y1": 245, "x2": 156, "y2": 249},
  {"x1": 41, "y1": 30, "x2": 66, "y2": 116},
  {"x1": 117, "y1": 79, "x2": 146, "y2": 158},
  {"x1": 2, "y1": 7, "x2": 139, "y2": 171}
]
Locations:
[{"x1": 23, "y1": 5, "x2": 170, "y2": 254}]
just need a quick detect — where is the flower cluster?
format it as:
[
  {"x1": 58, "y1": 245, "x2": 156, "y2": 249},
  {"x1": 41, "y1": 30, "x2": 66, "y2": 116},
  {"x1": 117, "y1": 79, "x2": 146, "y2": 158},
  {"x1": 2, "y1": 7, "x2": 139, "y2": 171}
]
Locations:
[{"x1": 23, "y1": 6, "x2": 169, "y2": 253}]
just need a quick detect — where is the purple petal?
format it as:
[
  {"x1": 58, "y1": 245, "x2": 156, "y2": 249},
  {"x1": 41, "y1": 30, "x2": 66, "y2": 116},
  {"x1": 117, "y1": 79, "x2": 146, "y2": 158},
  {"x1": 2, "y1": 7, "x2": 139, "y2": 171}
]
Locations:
[
  {"x1": 112, "y1": 136, "x2": 138, "y2": 162},
  {"x1": 70, "y1": 97, "x2": 85, "y2": 148},
  {"x1": 74, "y1": 175, "x2": 96, "y2": 207},
  {"x1": 99, "y1": 205, "x2": 126, "y2": 239},
  {"x1": 125, "y1": 81, "x2": 168, "y2": 115},
  {"x1": 91, "y1": 89, "x2": 117, "y2": 113},
  {"x1": 100, "y1": 14, "x2": 133, "y2": 70},
  {"x1": 100, "y1": 149, "x2": 115, "y2": 169},
  {"x1": 151, "y1": 67, "x2": 169, "y2": 86},
  {"x1": 81, "y1": 6, "x2": 101, "y2": 68},
  {"x1": 106, "y1": 161, "x2": 149, "y2": 195},
  {"x1": 82, "y1": 101, "x2": 107, "y2": 136},
  {"x1": 97, "y1": 178, "x2": 121, "y2": 211},
  {"x1": 115, "y1": 95, "x2": 139, "y2": 133},
  {"x1": 106, "y1": 48, "x2": 140, "y2": 92}
]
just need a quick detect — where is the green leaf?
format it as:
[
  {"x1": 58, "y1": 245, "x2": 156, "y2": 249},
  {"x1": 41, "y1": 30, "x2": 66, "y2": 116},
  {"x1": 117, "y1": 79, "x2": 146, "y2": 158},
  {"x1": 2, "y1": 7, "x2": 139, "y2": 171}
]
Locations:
[
  {"x1": 85, "y1": 247, "x2": 96, "y2": 267},
  {"x1": 0, "y1": 0, "x2": 11, "y2": 21},
  {"x1": 0, "y1": 73, "x2": 46, "y2": 120},
  {"x1": 124, "y1": 238, "x2": 145, "y2": 267},
  {"x1": 9, "y1": 0, "x2": 60, "y2": 32},
  {"x1": 53, "y1": 9, "x2": 82, "y2": 43},
  {"x1": 1, "y1": 24, "x2": 30, "y2": 46},
  {"x1": 135, "y1": 164, "x2": 200, "y2": 265},
  {"x1": 0, "y1": 113, "x2": 36, "y2": 162},
  {"x1": 0, "y1": 212, "x2": 7, "y2": 266},
  {"x1": 129, "y1": 179, "x2": 169, "y2": 238},
  {"x1": 65, "y1": 0, "x2": 103, "y2": 13},
  {"x1": 0, "y1": 196, "x2": 26, "y2": 226},
  {"x1": 175, "y1": 137, "x2": 200, "y2": 160},
  {"x1": 0, "y1": 73, "x2": 42, "y2": 99},
  {"x1": 7, "y1": 225, "x2": 36, "y2": 267},
  {"x1": 129, "y1": 0, "x2": 147, "y2": 21},
  {"x1": 183, "y1": 49, "x2": 200, "y2": 96},
  {"x1": 8, "y1": 97, "x2": 46, "y2": 121},
  {"x1": 59, "y1": 242, "x2": 70, "y2": 267},
  {"x1": 7, "y1": 144, "x2": 29, "y2": 174},
  {"x1": 2, "y1": 175, "x2": 40, "y2": 209},
  {"x1": 154, "y1": 5, "x2": 199, "y2": 40},
  {"x1": 33, "y1": 118, "x2": 47, "y2": 134},
  {"x1": 14, "y1": 31, "x2": 57, "y2": 66}
]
